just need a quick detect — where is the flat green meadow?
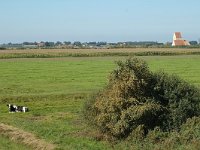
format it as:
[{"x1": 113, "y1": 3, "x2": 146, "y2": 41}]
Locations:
[{"x1": 0, "y1": 55, "x2": 200, "y2": 149}]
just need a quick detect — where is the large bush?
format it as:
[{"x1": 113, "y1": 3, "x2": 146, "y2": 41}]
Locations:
[
  {"x1": 84, "y1": 58, "x2": 200, "y2": 139},
  {"x1": 150, "y1": 72, "x2": 200, "y2": 130}
]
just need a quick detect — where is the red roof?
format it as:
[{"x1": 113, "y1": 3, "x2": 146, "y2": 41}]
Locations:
[
  {"x1": 173, "y1": 40, "x2": 189, "y2": 46},
  {"x1": 174, "y1": 32, "x2": 182, "y2": 39}
]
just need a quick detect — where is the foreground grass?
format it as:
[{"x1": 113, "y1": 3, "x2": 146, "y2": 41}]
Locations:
[
  {"x1": 0, "y1": 55, "x2": 200, "y2": 149},
  {"x1": 0, "y1": 95, "x2": 110, "y2": 150}
]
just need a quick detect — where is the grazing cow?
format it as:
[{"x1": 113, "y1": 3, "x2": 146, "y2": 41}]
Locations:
[
  {"x1": 7, "y1": 104, "x2": 29, "y2": 113},
  {"x1": 7, "y1": 104, "x2": 17, "y2": 113}
]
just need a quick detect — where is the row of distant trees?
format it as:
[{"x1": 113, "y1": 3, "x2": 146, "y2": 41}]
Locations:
[
  {"x1": 0, "y1": 41, "x2": 200, "y2": 49},
  {"x1": 1, "y1": 41, "x2": 107, "y2": 48}
]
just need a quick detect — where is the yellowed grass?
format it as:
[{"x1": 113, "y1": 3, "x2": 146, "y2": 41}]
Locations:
[
  {"x1": 1, "y1": 48, "x2": 200, "y2": 54},
  {"x1": 0, "y1": 123, "x2": 56, "y2": 150}
]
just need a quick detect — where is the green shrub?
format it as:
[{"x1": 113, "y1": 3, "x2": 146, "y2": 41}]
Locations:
[
  {"x1": 150, "y1": 72, "x2": 200, "y2": 130},
  {"x1": 84, "y1": 57, "x2": 200, "y2": 139},
  {"x1": 179, "y1": 116, "x2": 200, "y2": 142},
  {"x1": 148, "y1": 117, "x2": 200, "y2": 149}
]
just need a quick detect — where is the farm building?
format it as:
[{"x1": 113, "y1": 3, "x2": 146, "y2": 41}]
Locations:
[{"x1": 172, "y1": 32, "x2": 190, "y2": 46}]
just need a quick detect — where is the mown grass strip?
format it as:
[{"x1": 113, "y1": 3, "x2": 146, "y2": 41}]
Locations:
[
  {"x1": 0, "y1": 135, "x2": 31, "y2": 150},
  {"x1": 0, "y1": 123, "x2": 56, "y2": 150}
]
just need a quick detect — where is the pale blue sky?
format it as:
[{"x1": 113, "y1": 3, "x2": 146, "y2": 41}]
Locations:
[{"x1": 0, "y1": 0, "x2": 200, "y2": 43}]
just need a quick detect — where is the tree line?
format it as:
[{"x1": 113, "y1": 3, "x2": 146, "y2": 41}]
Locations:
[{"x1": 0, "y1": 40, "x2": 200, "y2": 49}]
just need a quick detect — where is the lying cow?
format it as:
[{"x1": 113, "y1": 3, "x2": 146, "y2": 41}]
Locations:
[{"x1": 7, "y1": 104, "x2": 29, "y2": 113}]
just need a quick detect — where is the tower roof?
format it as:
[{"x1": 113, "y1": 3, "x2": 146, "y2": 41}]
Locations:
[{"x1": 174, "y1": 32, "x2": 182, "y2": 39}]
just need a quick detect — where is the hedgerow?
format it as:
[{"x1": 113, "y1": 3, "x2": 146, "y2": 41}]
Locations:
[{"x1": 1, "y1": 51, "x2": 200, "y2": 59}]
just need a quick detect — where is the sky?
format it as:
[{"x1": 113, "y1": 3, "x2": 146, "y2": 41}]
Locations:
[{"x1": 0, "y1": 0, "x2": 200, "y2": 43}]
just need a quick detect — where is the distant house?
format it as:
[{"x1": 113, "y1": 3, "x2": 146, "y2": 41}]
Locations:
[
  {"x1": 23, "y1": 45, "x2": 38, "y2": 48},
  {"x1": 172, "y1": 32, "x2": 190, "y2": 46},
  {"x1": 37, "y1": 42, "x2": 45, "y2": 47}
]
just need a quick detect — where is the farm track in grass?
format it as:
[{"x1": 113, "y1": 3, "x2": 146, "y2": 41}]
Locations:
[
  {"x1": 0, "y1": 55, "x2": 200, "y2": 149},
  {"x1": 0, "y1": 48, "x2": 200, "y2": 59}
]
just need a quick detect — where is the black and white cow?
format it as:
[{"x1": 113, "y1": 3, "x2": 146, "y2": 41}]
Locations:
[{"x1": 7, "y1": 104, "x2": 29, "y2": 113}]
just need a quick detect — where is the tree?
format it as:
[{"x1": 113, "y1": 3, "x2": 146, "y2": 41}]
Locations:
[
  {"x1": 45, "y1": 42, "x2": 54, "y2": 47},
  {"x1": 73, "y1": 41, "x2": 82, "y2": 47},
  {"x1": 55, "y1": 41, "x2": 63, "y2": 46},
  {"x1": 63, "y1": 41, "x2": 71, "y2": 45},
  {"x1": 189, "y1": 41, "x2": 198, "y2": 45}
]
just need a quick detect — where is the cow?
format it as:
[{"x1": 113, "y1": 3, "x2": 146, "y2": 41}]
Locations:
[{"x1": 7, "y1": 104, "x2": 29, "y2": 113}]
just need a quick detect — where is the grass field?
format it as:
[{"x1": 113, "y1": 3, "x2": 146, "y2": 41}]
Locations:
[{"x1": 0, "y1": 54, "x2": 200, "y2": 149}]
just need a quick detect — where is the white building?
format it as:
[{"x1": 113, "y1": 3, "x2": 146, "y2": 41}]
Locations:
[{"x1": 172, "y1": 32, "x2": 190, "y2": 46}]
